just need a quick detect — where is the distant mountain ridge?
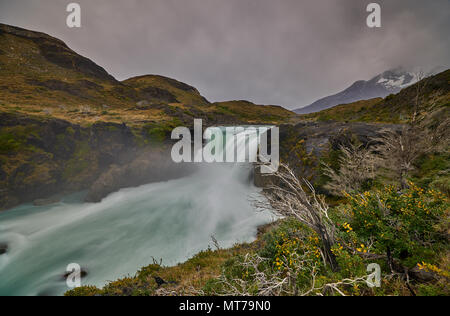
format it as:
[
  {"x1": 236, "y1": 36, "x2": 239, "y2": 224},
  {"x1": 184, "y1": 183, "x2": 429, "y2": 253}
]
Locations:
[
  {"x1": 0, "y1": 23, "x2": 294, "y2": 128},
  {"x1": 0, "y1": 23, "x2": 295, "y2": 210},
  {"x1": 299, "y1": 68, "x2": 450, "y2": 124},
  {"x1": 294, "y1": 68, "x2": 440, "y2": 114}
]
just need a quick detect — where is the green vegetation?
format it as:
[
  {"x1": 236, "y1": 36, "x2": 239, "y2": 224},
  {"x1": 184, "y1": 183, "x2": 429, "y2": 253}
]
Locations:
[
  {"x1": 65, "y1": 236, "x2": 268, "y2": 296},
  {"x1": 62, "y1": 141, "x2": 93, "y2": 181},
  {"x1": 0, "y1": 23, "x2": 295, "y2": 210},
  {"x1": 67, "y1": 180, "x2": 449, "y2": 296},
  {"x1": 340, "y1": 185, "x2": 448, "y2": 269},
  {"x1": 211, "y1": 101, "x2": 293, "y2": 124},
  {"x1": 302, "y1": 98, "x2": 385, "y2": 123},
  {"x1": 413, "y1": 152, "x2": 450, "y2": 195},
  {"x1": 0, "y1": 132, "x2": 23, "y2": 153},
  {"x1": 0, "y1": 125, "x2": 40, "y2": 154},
  {"x1": 0, "y1": 25, "x2": 293, "y2": 129},
  {"x1": 1, "y1": 23, "x2": 449, "y2": 296},
  {"x1": 143, "y1": 118, "x2": 183, "y2": 143},
  {"x1": 122, "y1": 75, "x2": 210, "y2": 107},
  {"x1": 67, "y1": 110, "x2": 449, "y2": 296}
]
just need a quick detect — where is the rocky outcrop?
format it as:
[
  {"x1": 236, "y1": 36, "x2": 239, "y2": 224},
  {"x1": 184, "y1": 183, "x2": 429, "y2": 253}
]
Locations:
[
  {"x1": 0, "y1": 112, "x2": 178, "y2": 210},
  {"x1": 33, "y1": 197, "x2": 60, "y2": 206},
  {"x1": 253, "y1": 165, "x2": 274, "y2": 188},
  {"x1": 85, "y1": 149, "x2": 196, "y2": 203},
  {"x1": 0, "y1": 109, "x2": 403, "y2": 210},
  {"x1": 254, "y1": 121, "x2": 402, "y2": 188}
]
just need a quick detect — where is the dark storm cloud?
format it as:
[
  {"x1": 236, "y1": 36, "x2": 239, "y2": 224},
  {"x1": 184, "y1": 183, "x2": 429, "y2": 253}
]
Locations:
[{"x1": 0, "y1": 0, "x2": 449, "y2": 108}]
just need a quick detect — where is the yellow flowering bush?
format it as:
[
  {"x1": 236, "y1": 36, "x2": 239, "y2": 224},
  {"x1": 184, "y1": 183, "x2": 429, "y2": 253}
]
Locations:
[
  {"x1": 261, "y1": 219, "x2": 323, "y2": 272},
  {"x1": 341, "y1": 183, "x2": 449, "y2": 267}
]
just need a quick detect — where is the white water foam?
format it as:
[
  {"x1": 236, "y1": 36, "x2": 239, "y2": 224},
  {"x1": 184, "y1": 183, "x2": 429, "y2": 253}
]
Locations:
[{"x1": 0, "y1": 127, "x2": 273, "y2": 295}]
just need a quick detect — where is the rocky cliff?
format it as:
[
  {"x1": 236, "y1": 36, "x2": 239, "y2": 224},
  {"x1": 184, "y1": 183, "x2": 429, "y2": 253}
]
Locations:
[
  {"x1": 0, "y1": 23, "x2": 294, "y2": 210},
  {"x1": 0, "y1": 111, "x2": 194, "y2": 209},
  {"x1": 254, "y1": 121, "x2": 402, "y2": 191}
]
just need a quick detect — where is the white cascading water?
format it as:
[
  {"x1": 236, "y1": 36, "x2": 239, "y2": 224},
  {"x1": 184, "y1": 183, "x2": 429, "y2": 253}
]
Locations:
[{"x1": 0, "y1": 127, "x2": 273, "y2": 296}]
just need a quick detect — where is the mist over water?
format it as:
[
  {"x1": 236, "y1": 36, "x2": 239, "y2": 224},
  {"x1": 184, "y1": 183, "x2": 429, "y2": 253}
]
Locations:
[{"x1": 0, "y1": 127, "x2": 273, "y2": 296}]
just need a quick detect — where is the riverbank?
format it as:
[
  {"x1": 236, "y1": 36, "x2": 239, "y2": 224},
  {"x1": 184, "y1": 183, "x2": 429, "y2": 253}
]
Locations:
[{"x1": 65, "y1": 222, "x2": 278, "y2": 296}]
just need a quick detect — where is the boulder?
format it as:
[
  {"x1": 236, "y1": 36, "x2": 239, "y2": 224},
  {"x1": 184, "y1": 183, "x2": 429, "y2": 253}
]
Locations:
[
  {"x1": 0, "y1": 243, "x2": 8, "y2": 255},
  {"x1": 409, "y1": 266, "x2": 439, "y2": 283},
  {"x1": 136, "y1": 100, "x2": 150, "y2": 107},
  {"x1": 253, "y1": 165, "x2": 275, "y2": 188}
]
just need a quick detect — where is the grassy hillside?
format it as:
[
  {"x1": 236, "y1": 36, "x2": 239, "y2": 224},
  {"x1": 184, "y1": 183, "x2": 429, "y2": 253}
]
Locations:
[
  {"x1": 300, "y1": 69, "x2": 450, "y2": 124},
  {"x1": 209, "y1": 100, "x2": 295, "y2": 124},
  {"x1": 0, "y1": 23, "x2": 294, "y2": 209},
  {"x1": 0, "y1": 23, "x2": 294, "y2": 128},
  {"x1": 122, "y1": 75, "x2": 210, "y2": 107},
  {"x1": 2, "y1": 23, "x2": 448, "y2": 296}
]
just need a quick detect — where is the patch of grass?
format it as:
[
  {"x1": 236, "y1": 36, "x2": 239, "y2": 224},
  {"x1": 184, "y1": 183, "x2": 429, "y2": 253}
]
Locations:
[
  {"x1": 62, "y1": 141, "x2": 92, "y2": 181},
  {"x1": 0, "y1": 125, "x2": 41, "y2": 154},
  {"x1": 144, "y1": 118, "x2": 182, "y2": 143},
  {"x1": 65, "y1": 240, "x2": 262, "y2": 296},
  {"x1": 0, "y1": 133, "x2": 23, "y2": 153},
  {"x1": 412, "y1": 152, "x2": 450, "y2": 196}
]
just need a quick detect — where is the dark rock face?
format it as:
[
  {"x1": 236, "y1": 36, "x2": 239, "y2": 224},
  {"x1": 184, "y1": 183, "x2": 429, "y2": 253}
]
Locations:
[
  {"x1": 0, "y1": 110, "x2": 201, "y2": 210},
  {"x1": 0, "y1": 112, "x2": 156, "y2": 210},
  {"x1": 279, "y1": 121, "x2": 401, "y2": 159},
  {"x1": 254, "y1": 121, "x2": 401, "y2": 188},
  {"x1": 85, "y1": 150, "x2": 196, "y2": 203},
  {"x1": 88, "y1": 122, "x2": 137, "y2": 166},
  {"x1": 409, "y1": 266, "x2": 439, "y2": 283},
  {"x1": 26, "y1": 79, "x2": 104, "y2": 99},
  {"x1": 253, "y1": 165, "x2": 273, "y2": 188},
  {"x1": 0, "y1": 168, "x2": 6, "y2": 182},
  {"x1": 138, "y1": 86, "x2": 178, "y2": 103},
  {"x1": 0, "y1": 108, "x2": 402, "y2": 210}
]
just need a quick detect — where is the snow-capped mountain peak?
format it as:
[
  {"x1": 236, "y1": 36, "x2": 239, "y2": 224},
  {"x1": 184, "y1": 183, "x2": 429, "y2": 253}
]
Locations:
[
  {"x1": 372, "y1": 69, "x2": 418, "y2": 91},
  {"x1": 294, "y1": 67, "x2": 441, "y2": 114}
]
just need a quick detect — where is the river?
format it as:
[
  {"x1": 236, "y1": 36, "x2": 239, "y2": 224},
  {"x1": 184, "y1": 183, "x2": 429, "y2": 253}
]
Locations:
[{"x1": 0, "y1": 127, "x2": 273, "y2": 295}]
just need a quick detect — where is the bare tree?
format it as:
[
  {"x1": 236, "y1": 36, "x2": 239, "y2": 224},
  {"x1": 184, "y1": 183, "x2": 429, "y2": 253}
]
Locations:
[
  {"x1": 322, "y1": 143, "x2": 376, "y2": 196},
  {"x1": 213, "y1": 252, "x2": 370, "y2": 296},
  {"x1": 256, "y1": 163, "x2": 339, "y2": 271},
  {"x1": 411, "y1": 71, "x2": 429, "y2": 125},
  {"x1": 373, "y1": 126, "x2": 428, "y2": 189},
  {"x1": 370, "y1": 70, "x2": 450, "y2": 189}
]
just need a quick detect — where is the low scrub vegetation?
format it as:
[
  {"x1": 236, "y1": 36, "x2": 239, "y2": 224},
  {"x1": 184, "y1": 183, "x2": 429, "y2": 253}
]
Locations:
[
  {"x1": 67, "y1": 98, "x2": 450, "y2": 296},
  {"x1": 67, "y1": 177, "x2": 449, "y2": 296}
]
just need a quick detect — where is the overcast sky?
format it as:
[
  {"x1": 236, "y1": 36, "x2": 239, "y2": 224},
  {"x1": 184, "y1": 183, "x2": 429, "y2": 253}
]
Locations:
[{"x1": 0, "y1": 0, "x2": 449, "y2": 109}]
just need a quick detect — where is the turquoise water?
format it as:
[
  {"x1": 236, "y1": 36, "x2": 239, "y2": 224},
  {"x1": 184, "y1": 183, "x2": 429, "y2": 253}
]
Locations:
[{"x1": 0, "y1": 128, "x2": 273, "y2": 296}]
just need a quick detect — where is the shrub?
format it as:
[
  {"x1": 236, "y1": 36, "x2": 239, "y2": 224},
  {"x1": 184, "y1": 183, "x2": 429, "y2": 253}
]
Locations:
[
  {"x1": 0, "y1": 133, "x2": 22, "y2": 153},
  {"x1": 341, "y1": 183, "x2": 449, "y2": 268}
]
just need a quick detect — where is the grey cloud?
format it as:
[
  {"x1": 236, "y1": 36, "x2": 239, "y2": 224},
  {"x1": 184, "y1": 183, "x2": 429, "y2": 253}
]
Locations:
[{"x1": 0, "y1": 0, "x2": 449, "y2": 109}]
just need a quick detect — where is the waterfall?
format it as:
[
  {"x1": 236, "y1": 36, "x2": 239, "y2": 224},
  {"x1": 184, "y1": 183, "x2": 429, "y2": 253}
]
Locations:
[{"x1": 0, "y1": 127, "x2": 273, "y2": 296}]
